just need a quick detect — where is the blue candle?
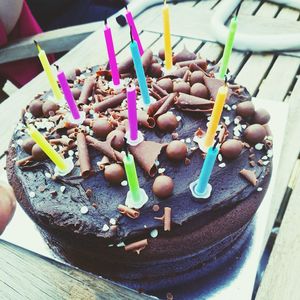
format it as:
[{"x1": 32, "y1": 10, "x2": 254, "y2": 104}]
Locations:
[
  {"x1": 195, "y1": 146, "x2": 218, "y2": 195},
  {"x1": 130, "y1": 40, "x2": 150, "y2": 106}
]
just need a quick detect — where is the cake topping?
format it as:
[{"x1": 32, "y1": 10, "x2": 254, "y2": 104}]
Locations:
[
  {"x1": 29, "y1": 100, "x2": 43, "y2": 118},
  {"x1": 42, "y1": 100, "x2": 59, "y2": 117},
  {"x1": 93, "y1": 92, "x2": 126, "y2": 113},
  {"x1": 244, "y1": 124, "x2": 266, "y2": 146},
  {"x1": 129, "y1": 141, "x2": 167, "y2": 177},
  {"x1": 169, "y1": 66, "x2": 189, "y2": 78},
  {"x1": 173, "y1": 46, "x2": 196, "y2": 64},
  {"x1": 173, "y1": 81, "x2": 190, "y2": 94},
  {"x1": 152, "y1": 93, "x2": 176, "y2": 117},
  {"x1": 156, "y1": 112, "x2": 178, "y2": 132},
  {"x1": 107, "y1": 130, "x2": 125, "y2": 151},
  {"x1": 77, "y1": 133, "x2": 91, "y2": 178},
  {"x1": 148, "y1": 63, "x2": 162, "y2": 78},
  {"x1": 239, "y1": 169, "x2": 257, "y2": 186},
  {"x1": 154, "y1": 207, "x2": 172, "y2": 231},
  {"x1": 175, "y1": 93, "x2": 214, "y2": 112},
  {"x1": 190, "y1": 70, "x2": 205, "y2": 85},
  {"x1": 152, "y1": 175, "x2": 174, "y2": 199},
  {"x1": 176, "y1": 58, "x2": 207, "y2": 70},
  {"x1": 236, "y1": 101, "x2": 255, "y2": 119},
  {"x1": 152, "y1": 204, "x2": 160, "y2": 212},
  {"x1": 22, "y1": 138, "x2": 35, "y2": 154},
  {"x1": 157, "y1": 78, "x2": 173, "y2": 93},
  {"x1": 92, "y1": 119, "x2": 113, "y2": 139},
  {"x1": 125, "y1": 239, "x2": 148, "y2": 254},
  {"x1": 78, "y1": 75, "x2": 96, "y2": 105},
  {"x1": 203, "y1": 76, "x2": 230, "y2": 101},
  {"x1": 166, "y1": 140, "x2": 187, "y2": 161},
  {"x1": 104, "y1": 163, "x2": 125, "y2": 184},
  {"x1": 220, "y1": 139, "x2": 243, "y2": 160},
  {"x1": 253, "y1": 108, "x2": 271, "y2": 125},
  {"x1": 190, "y1": 83, "x2": 209, "y2": 99},
  {"x1": 118, "y1": 204, "x2": 140, "y2": 219},
  {"x1": 31, "y1": 144, "x2": 47, "y2": 161}
]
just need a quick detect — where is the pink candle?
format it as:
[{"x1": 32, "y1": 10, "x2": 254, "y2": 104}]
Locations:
[
  {"x1": 104, "y1": 20, "x2": 120, "y2": 87},
  {"x1": 127, "y1": 84, "x2": 138, "y2": 141},
  {"x1": 57, "y1": 70, "x2": 80, "y2": 120},
  {"x1": 125, "y1": 9, "x2": 144, "y2": 56}
]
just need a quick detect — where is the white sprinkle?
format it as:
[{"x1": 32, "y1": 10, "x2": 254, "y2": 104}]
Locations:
[
  {"x1": 86, "y1": 69, "x2": 91, "y2": 74},
  {"x1": 267, "y1": 149, "x2": 273, "y2": 158},
  {"x1": 224, "y1": 104, "x2": 231, "y2": 111},
  {"x1": 241, "y1": 124, "x2": 247, "y2": 129},
  {"x1": 180, "y1": 139, "x2": 185, "y2": 143},
  {"x1": 207, "y1": 116, "x2": 211, "y2": 121},
  {"x1": 80, "y1": 206, "x2": 89, "y2": 214},
  {"x1": 224, "y1": 118, "x2": 231, "y2": 126},
  {"x1": 217, "y1": 124, "x2": 222, "y2": 131},
  {"x1": 17, "y1": 139, "x2": 23, "y2": 146},
  {"x1": 108, "y1": 244, "x2": 114, "y2": 247},
  {"x1": 121, "y1": 180, "x2": 128, "y2": 187},
  {"x1": 232, "y1": 104, "x2": 237, "y2": 110},
  {"x1": 144, "y1": 225, "x2": 147, "y2": 228},
  {"x1": 96, "y1": 161, "x2": 101, "y2": 167},
  {"x1": 255, "y1": 143, "x2": 264, "y2": 150},
  {"x1": 234, "y1": 130, "x2": 241, "y2": 137},
  {"x1": 45, "y1": 172, "x2": 51, "y2": 178},
  {"x1": 261, "y1": 156, "x2": 268, "y2": 160},
  {"x1": 154, "y1": 160, "x2": 160, "y2": 166},
  {"x1": 117, "y1": 242, "x2": 125, "y2": 248},
  {"x1": 234, "y1": 117, "x2": 240, "y2": 125},
  {"x1": 218, "y1": 154, "x2": 223, "y2": 162},
  {"x1": 89, "y1": 109, "x2": 95, "y2": 115},
  {"x1": 185, "y1": 138, "x2": 191, "y2": 143},
  {"x1": 158, "y1": 168, "x2": 165, "y2": 174},
  {"x1": 102, "y1": 224, "x2": 109, "y2": 232},
  {"x1": 150, "y1": 229, "x2": 159, "y2": 238},
  {"x1": 88, "y1": 96, "x2": 92, "y2": 101},
  {"x1": 60, "y1": 186, "x2": 66, "y2": 193},
  {"x1": 109, "y1": 218, "x2": 116, "y2": 225},
  {"x1": 11, "y1": 144, "x2": 16, "y2": 148},
  {"x1": 29, "y1": 191, "x2": 36, "y2": 198},
  {"x1": 176, "y1": 116, "x2": 182, "y2": 121},
  {"x1": 219, "y1": 163, "x2": 226, "y2": 168},
  {"x1": 263, "y1": 160, "x2": 270, "y2": 166},
  {"x1": 257, "y1": 187, "x2": 263, "y2": 192},
  {"x1": 68, "y1": 150, "x2": 74, "y2": 156}
]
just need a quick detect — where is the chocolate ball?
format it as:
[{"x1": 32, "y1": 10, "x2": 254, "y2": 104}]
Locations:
[
  {"x1": 22, "y1": 138, "x2": 35, "y2": 154},
  {"x1": 220, "y1": 139, "x2": 243, "y2": 160},
  {"x1": 157, "y1": 78, "x2": 173, "y2": 93},
  {"x1": 148, "y1": 63, "x2": 162, "y2": 78},
  {"x1": 236, "y1": 101, "x2": 255, "y2": 119},
  {"x1": 31, "y1": 144, "x2": 47, "y2": 161},
  {"x1": 107, "y1": 130, "x2": 125, "y2": 151},
  {"x1": 104, "y1": 164, "x2": 125, "y2": 185},
  {"x1": 71, "y1": 87, "x2": 81, "y2": 100},
  {"x1": 158, "y1": 48, "x2": 165, "y2": 60},
  {"x1": 190, "y1": 71, "x2": 205, "y2": 85},
  {"x1": 42, "y1": 100, "x2": 59, "y2": 117},
  {"x1": 191, "y1": 83, "x2": 209, "y2": 99},
  {"x1": 253, "y1": 108, "x2": 270, "y2": 125},
  {"x1": 93, "y1": 119, "x2": 113, "y2": 139},
  {"x1": 29, "y1": 100, "x2": 44, "y2": 118},
  {"x1": 152, "y1": 175, "x2": 174, "y2": 199},
  {"x1": 166, "y1": 140, "x2": 187, "y2": 161},
  {"x1": 156, "y1": 113, "x2": 178, "y2": 133},
  {"x1": 244, "y1": 124, "x2": 266, "y2": 146},
  {"x1": 173, "y1": 81, "x2": 190, "y2": 94}
]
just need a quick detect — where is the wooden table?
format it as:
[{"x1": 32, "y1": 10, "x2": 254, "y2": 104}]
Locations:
[{"x1": 1, "y1": 1, "x2": 300, "y2": 299}]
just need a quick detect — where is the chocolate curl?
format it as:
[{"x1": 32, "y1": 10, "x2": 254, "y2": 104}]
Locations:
[
  {"x1": 154, "y1": 207, "x2": 172, "y2": 231},
  {"x1": 98, "y1": 156, "x2": 110, "y2": 171},
  {"x1": 182, "y1": 70, "x2": 191, "y2": 82},
  {"x1": 169, "y1": 66, "x2": 189, "y2": 78},
  {"x1": 147, "y1": 95, "x2": 168, "y2": 117},
  {"x1": 118, "y1": 204, "x2": 140, "y2": 219},
  {"x1": 149, "y1": 89, "x2": 162, "y2": 100},
  {"x1": 86, "y1": 135, "x2": 117, "y2": 161},
  {"x1": 129, "y1": 141, "x2": 167, "y2": 177},
  {"x1": 142, "y1": 49, "x2": 153, "y2": 73},
  {"x1": 175, "y1": 93, "x2": 214, "y2": 112},
  {"x1": 154, "y1": 93, "x2": 176, "y2": 117},
  {"x1": 218, "y1": 123, "x2": 229, "y2": 144},
  {"x1": 93, "y1": 92, "x2": 126, "y2": 113},
  {"x1": 16, "y1": 155, "x2": 34, "y2": 166},
  {"x1": 77, "y1": 133, "x2": 91, "y2": 178},
  {"x1": 125, "y1": 239, "x2": 148, "y2": 254},
  {"x1": 152, "y1": 82, "x2": 168, "y2": 97},
  {"x1": 50, "y1": 136, "x2": 74, "y2": 146},
  {"x1": 194, "y1": 127, "x2": 206, "y2": 138},
  {"x1": 78, "y1": 75, "x2": 96, "y2": 105},
  {"x1": 176, "y1": 59, "x2": 207, "y2": 71},
  {"x1": 239, "y1": 169, "x2": 257, "y2": 186},
  {"x1": 203, "y1": 76, "x2": 232, "y2": 101},
  {"x1": 118, "y1": 56, "x2": 133, "y2": 74},
  {"x1": 118, "y1": 110, "x2": 155, "y2": 129},
  {"x1": 120, "y1": 72, "x2": 133, "y2": 79}
]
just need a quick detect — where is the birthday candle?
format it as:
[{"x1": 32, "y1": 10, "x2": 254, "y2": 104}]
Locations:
[
  {"x1": 162, "y1": 0, "x2": 172, "y2": 70},
  {"x1": 57, "y1": 70, "x2": 81, "y2": 120},
  {"x1": 27, "y1": 125, "x2": 67, "y2": 171},
  {"x1": 34, "y1": 41, "x2": 63, "y2": 101},
  {"x1": 104, "y1": 20, "x2": 120, "y2": 87},
  {"x1": 123, "y1": 153, "x2": 141, "y2": 202},
  {"x1": 125, "y1": 8, "x2": 144, "y2": 56},
  {"x1": 195, "y1": 145, "x2": 218, "y2": 195},
  {"x1": 219, "y1": 16, "x2": 238, "y2": 80},
  {"x1": 127, "y1": 84, "x2": 138, "y2": 141},
  {"x1": 204, "y1": 85, "x2": 228, "y2": 148},
  {"x1": 130, "y1": 39, "x2": 151, "y2": 106}
]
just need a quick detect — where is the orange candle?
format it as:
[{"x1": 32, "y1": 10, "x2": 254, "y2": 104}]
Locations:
[{"x1": 204, "y1": 85, "x2": 228, "y2": 148}]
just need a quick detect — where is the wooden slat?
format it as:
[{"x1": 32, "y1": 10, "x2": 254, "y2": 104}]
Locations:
[
  {"x1": 173, "y1": 37, "x2": 202, "y2": 54},
  {"x1": 194, "y1": 0, "x2": 218, "y2": 9},
  {"x1": 0, "y1": 240, "x2": 153, "y2": 300},
  {"x1": 197, "y1": 42, "x2": 223, "y2": 63},
  {"x1": 256, "y1": 161, "x2": 300, "y2": 300}
]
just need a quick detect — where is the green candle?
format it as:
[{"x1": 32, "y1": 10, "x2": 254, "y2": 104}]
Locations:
[
  {"x1": 219, "y1": 16, "x2": 238, "y2": 80},
  {"x1": 123, "y1": 153, "x2": 141, "y2": 202}
]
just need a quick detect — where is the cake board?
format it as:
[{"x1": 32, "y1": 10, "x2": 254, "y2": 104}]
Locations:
[{"x1": 1, "y1": 98, "x2": 288, "y2": 299}]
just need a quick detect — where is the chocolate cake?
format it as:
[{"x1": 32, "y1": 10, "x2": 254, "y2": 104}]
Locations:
[{"x1": 7, "y1": 46, "x2": 273, "y2": 293}]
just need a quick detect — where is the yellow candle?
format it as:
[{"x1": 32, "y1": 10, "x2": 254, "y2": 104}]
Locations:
[
  {"x1": 162, "y1": 0, "x2": 172, "y2": 70},
  {"x1": 27, "y1": 125, "x2": 67, "y2": 171},
  {"x1": 34, "y1": 41, "x2": 62, "y2": 101},
  {"x1": 204, "y1": 85, "x2": 228, "y2": 148}
]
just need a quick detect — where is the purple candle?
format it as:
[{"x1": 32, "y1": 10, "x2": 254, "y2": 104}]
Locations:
[
  {"x1": 104, "y1": 20, "x2": 120, "y2": 87},
  {"x1": 125, "y1": 8, "x2": 144, "y2": 56},
  {"x1": 127, "y1": 84, "x2": 138, "y2": 141},
  {"x1": 57, "y1": 70, "x2": 80, "y2": 120}
]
